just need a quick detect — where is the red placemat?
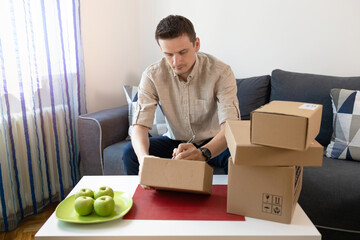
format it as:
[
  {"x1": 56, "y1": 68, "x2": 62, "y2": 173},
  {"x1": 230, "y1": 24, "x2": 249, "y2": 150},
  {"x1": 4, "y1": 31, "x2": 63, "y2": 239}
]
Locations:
[{"x1": 123, "y1": 185, "x2": 245, "y2": 221}]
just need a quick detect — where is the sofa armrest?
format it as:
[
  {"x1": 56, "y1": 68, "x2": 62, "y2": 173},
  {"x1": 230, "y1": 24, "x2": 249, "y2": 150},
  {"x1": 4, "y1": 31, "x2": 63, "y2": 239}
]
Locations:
[{"x1": 78, "y1": 105, "x2": 129, "y2": 175}]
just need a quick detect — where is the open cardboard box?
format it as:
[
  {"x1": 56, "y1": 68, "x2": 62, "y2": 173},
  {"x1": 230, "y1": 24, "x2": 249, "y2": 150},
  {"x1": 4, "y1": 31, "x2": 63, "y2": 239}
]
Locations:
[
  {"x1": 225, "y1": 120, "x2": 323, "y2": 166},
  {"x1": 140, "y1": 156, "x2": 213, "y2": 194},
  {"x1": 250, "y1": 101, "x2": 322, "y2": 151},
  {"x1": 227, "y1": 157, "x2": 303, "y2": 224}
]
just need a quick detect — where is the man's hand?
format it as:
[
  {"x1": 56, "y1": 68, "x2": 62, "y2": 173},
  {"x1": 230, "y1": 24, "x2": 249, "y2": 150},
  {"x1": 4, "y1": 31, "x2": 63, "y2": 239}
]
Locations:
[
  {"x1": 172, "y1": 143, "x2": 206, "y2": 161},
  {"x1": 131, "y1": 125, "x2": 155, "y2": 190},
  {"x1": 139, "y1": 155, "x2": 155, "y2": 190}
]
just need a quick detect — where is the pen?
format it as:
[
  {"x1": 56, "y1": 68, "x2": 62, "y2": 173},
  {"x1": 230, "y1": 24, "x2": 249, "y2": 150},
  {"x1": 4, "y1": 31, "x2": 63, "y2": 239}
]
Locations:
[
  {"x1": 187, "y1": 135, "x2": 195, "y2": 144},
  {"x1": 172, "y1": 135, "x2": 195, "y2": 159}
]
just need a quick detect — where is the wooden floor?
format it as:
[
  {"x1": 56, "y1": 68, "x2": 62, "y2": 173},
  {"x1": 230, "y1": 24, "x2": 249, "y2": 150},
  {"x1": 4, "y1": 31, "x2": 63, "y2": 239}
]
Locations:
[{"x1": 0, "y1": 203, "x2": 58, "y2": 240}]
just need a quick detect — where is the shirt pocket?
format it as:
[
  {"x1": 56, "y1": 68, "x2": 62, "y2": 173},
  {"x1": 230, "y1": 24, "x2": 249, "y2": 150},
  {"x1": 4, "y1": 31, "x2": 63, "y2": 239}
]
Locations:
[{"x1": 191, "y1": 99, "x2": 215, "y2": 123}]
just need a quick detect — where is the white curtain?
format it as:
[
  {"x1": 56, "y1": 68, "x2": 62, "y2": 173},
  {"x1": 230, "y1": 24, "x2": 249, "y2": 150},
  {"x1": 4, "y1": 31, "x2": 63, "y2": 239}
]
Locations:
[{"x1": 0, "y1": 0, "x2": 86, "y2": 231}]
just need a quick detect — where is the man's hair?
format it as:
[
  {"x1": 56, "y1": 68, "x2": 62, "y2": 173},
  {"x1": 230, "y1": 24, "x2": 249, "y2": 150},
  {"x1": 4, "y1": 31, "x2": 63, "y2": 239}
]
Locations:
[{"x1": 155, "y1": 15, "x2": 196, "y2": 44}]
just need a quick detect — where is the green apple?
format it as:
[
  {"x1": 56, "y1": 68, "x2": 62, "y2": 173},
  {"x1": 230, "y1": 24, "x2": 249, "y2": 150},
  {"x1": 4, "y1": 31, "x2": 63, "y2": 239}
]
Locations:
[
  {"x1": 74, "y1": 196, "x2": 94, "y2": 216},
  {"x1": 94, "y1": 186, "x2": 114, "y2": 199},
  {"x1": 75, "y1": 188, "x2": 94, "y2": 199},
  {"x1": 94, "y1": 196, "x2": 115, "y2": 217}
]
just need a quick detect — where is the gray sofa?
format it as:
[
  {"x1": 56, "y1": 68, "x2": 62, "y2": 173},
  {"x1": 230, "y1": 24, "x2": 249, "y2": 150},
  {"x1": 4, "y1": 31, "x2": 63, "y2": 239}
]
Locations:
[{"x1": 78, "y1": 69, "x2": 360, "y2": 240}]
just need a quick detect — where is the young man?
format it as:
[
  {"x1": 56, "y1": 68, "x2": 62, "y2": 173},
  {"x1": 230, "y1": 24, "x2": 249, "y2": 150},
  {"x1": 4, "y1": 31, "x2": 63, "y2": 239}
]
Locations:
[{"x1": 123, "y1": 15, "x2": 240, "y2": 178}]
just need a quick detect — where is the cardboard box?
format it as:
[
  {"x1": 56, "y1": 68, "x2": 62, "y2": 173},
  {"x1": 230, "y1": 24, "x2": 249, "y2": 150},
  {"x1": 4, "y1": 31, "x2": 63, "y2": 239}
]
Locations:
[
  {"x1": 250, "y1": 101, "x2": 322, "y2": 151},
  {"x1": 225, "y1": 120, "x2": 323, "y2": 166},
  {"x1": 140, "y1": 157, "x2": 213, "y2": 194},
  {"x1": 227, "y1": 158, "x2": 303, "y2": 224}
]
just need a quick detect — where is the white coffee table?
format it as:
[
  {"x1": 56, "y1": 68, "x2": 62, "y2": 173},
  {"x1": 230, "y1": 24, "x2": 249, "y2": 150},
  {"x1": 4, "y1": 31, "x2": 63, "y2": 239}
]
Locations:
[{"x1": 35, "y1": 175, "x2": 321, "y2": 240}]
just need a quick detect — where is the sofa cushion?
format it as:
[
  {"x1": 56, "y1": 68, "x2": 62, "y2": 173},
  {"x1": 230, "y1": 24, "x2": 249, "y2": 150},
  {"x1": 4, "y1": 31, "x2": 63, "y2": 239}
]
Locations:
[
  {"x1": 270, "y1": 69, "x2": 360, "y2": 147},
  {"x1": 103, "y1": 141, "x2": 127, "y2": 175},
  {"x1": 123, "y1": 85, "x2": 167, "y2": 137},
  {"x1": 326, "y1": 88, "x2": 360, "y2": 160},
  {"x1": 236, "y1": 75, "x2": 271, "y2": 120},
  {"x1": 298, "y1": 157, "x2": 360, "y2": 232}
]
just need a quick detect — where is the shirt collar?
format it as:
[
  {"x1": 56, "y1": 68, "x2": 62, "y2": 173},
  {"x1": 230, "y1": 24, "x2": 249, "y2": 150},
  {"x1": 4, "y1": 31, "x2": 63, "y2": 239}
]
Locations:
[
  {"x1": 169, "y1": 53, "x2": 199, "y2": 81},
  {"x1": 187, "y1": 54, "x2": 199, "y2": 81}
]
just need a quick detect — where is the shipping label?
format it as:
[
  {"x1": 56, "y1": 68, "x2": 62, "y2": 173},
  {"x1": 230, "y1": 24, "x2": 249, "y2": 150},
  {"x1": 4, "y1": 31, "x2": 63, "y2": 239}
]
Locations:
[{"x1": 299, "y1": 103, "x2": 319, "y2": 110}]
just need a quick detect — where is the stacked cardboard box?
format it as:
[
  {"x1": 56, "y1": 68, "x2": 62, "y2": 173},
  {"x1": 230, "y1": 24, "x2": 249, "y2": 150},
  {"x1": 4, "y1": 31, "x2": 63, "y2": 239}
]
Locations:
[{"x1": 225, "y1": 101, "x2": 323, "y2": 223}]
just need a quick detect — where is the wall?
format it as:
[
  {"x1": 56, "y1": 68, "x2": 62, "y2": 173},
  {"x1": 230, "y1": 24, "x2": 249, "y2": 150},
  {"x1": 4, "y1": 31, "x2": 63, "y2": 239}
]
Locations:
[
  {"x1": 81, "y1": 0, "x2": 360, "y2": 113},
  {"x1": 80, "y1": 0, "x2": 140, "y2": 112}
]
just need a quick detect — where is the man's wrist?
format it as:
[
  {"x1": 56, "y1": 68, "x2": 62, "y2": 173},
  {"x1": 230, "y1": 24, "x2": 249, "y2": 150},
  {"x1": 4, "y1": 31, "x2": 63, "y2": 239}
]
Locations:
[{"x1": 198, "y1": 149, "x2": 206, "y2": 161}]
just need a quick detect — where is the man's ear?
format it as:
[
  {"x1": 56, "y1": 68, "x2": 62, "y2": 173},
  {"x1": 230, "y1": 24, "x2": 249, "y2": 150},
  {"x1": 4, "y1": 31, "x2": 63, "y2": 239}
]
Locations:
[{"x1": 195, "y1": 37, "x2": 200, "y2": 52}]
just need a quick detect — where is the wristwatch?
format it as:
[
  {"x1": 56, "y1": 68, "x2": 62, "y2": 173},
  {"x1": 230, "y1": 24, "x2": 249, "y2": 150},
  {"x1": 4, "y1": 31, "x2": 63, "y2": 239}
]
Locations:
[{"x1": 199, "y1": 147, "x2": 212, "y2": 162}]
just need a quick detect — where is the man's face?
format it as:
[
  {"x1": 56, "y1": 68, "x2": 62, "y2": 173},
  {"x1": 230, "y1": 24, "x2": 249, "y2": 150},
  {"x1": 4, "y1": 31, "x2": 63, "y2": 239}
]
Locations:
[{"x1": 158, "y1": 34, "x2": 200, "y2": 79}]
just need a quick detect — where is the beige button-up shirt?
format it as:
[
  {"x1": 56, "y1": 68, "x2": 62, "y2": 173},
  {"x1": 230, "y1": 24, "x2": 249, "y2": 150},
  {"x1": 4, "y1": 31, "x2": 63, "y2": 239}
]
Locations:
[{"x1": 133, "y1": 52, "x2": 240, "y2": 144}]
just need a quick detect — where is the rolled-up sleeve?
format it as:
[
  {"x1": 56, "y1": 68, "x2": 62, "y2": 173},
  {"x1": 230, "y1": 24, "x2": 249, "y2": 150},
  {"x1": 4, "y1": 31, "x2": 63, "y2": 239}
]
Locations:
[
  {"x1": 132, "y1": 72, "x2": 158, "y2": 129},
  {"x1": 216, "y1": 66, "x2": 240, "y2": 124}
]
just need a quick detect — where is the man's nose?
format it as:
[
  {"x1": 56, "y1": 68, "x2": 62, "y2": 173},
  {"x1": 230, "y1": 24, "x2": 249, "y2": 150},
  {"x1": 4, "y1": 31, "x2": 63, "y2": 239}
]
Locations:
[{"x1": 173, "y1": 54, "x2": 182, "y2": 66}]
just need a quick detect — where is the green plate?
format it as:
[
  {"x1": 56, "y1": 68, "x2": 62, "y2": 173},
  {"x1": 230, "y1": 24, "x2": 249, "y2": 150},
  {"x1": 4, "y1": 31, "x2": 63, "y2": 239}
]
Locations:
[{"x1": 56, "y1": 191, "x2": 133, "y2": 223}]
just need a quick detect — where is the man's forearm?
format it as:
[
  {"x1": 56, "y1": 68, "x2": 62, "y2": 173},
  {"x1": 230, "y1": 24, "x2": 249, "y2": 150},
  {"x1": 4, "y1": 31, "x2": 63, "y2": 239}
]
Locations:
[
  {"x1": 201, "y1": 123, "x2": 227, "y2": 158},
  {"x1": 131, "y1": 124, "x2": 150, "y2": 165}
]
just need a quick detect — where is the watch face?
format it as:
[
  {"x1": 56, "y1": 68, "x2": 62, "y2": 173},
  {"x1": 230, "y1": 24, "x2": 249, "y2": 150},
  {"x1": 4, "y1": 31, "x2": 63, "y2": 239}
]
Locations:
[{"x1": 201, "y1": 148, "x2": 211, "y2": 160}]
